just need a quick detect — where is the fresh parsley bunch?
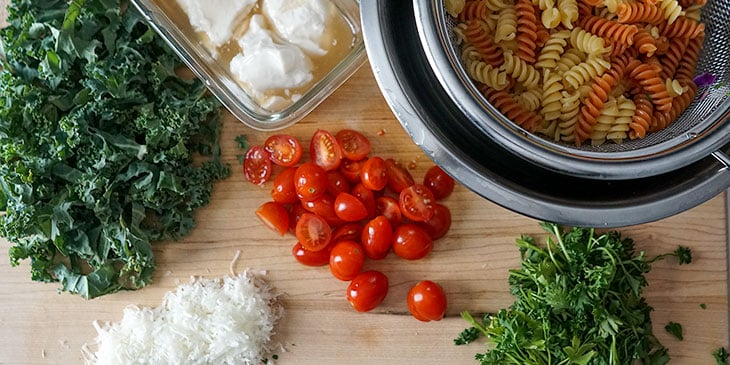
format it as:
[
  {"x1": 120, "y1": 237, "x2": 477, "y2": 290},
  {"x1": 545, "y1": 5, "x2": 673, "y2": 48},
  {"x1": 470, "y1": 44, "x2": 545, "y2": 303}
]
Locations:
[
  {"x1": 0, "y1": 0, "x2": 229, "y2": 298},
  {"x1": 456, "y1": 222, "x2": 692, "y2": 365}
]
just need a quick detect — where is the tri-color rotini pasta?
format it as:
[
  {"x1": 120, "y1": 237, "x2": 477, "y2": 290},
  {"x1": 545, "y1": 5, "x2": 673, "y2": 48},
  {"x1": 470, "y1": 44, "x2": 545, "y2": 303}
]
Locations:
[{"x1": 449, "y1": 0, "x2": 706, "y2": 146}]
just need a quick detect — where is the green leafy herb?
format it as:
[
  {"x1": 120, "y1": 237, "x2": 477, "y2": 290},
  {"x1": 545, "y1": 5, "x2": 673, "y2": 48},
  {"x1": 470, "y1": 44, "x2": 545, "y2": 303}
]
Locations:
[
  {"x1": 714, "y1": 347, "x2": 730, "y2": 364},
  {"x1": 0, "y1": 0, "x2": 229, "y2": 298},
  {"x1": 665, "y1": 322, "x2": 683, "y2": 340},
  {"x1": 456, "y1": 222, "x2": 693, "y2": 365},
  {"x1": 235, "y1": 134, "x2": 250, "y2": 149},
  {"x1": 701, "y1": 303, "x2": 707, "y2": 310}
]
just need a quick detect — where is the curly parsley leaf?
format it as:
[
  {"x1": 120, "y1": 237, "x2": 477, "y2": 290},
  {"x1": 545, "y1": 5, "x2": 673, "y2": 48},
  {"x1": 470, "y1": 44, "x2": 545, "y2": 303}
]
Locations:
[
  {"x1": 0, "y1": 0, "x2": 229, "y2": 299},
  {"x1": 714, "y1": 347, "x2": 730, "y2": 364}
]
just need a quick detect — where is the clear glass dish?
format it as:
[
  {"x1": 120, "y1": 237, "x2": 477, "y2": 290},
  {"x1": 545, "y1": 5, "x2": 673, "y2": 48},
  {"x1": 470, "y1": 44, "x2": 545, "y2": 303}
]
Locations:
[{"x1": 131, "y1": 0, "x2": 366, "y2": 131}]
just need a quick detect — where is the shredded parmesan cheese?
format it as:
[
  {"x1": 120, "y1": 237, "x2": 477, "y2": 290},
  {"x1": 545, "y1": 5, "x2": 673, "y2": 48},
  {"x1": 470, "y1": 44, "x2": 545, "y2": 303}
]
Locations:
[{"x1": 82, "y1": 271, "x2": 283, "y2": 365}]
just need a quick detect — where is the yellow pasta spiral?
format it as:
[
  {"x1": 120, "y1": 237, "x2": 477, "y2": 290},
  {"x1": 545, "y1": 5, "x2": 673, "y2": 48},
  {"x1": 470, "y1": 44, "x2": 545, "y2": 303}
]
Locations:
[
  {"x1": 657, "y1": 0, "x2": 684, "y2": 24},
  {"x1": 495, "y1": 7, "x2": 518, "y2": 43},
  {"x1": 465, "y1": 58, "x2": 510, "y2": 90},
  {"x1": 570, "y1": 27, "x2": 611, "y2": 55},
  {"x1": 536, "y1": 30, "x2": 571, "y2": 69},
  {"x1": 541, "y1": 70, "x2": 564, "y2": 121},
  {"x1": 501, "y1": 50, "x2": 541, "y2": 89},
  {"x1": 563, "y1": 55, "x2": 611, "y2": 90}
]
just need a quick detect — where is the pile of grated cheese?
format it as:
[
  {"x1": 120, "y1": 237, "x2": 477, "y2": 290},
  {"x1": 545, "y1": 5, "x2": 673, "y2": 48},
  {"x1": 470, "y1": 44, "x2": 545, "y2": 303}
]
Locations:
[{"x1": 83, "y1": 271, "x2": 283, "y2": 365}]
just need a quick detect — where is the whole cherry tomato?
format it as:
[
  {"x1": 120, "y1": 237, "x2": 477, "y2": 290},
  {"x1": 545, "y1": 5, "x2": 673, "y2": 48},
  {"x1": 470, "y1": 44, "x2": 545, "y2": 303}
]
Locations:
[
  {"x1": 407, "y1": 280, "x2": 447, "y2": 322},
  {"x1": 310, "y1": 129, "x2": 343, "y2": 171},
  {"x1": 332, "y1": 222, "x2": 364, "y2": 243},
  {"x1": 295, "y1": 213, "x2": 332, "y2": 252},
  {"x1": 336, "y1": 129, "x2": 371, "y2": 161},
  {"x1": 264, "y1": 134, "x2": 303, "y2": 167},
  {"x1": 375, "y1": 196, "x2": 402, "y2": 227},
  {"x1": 294, "y1": 162, "x2": 328, "y2": 202},
  {"x1": 385, "y1": 159, "x2": 415, "y2": 193},
  {"x1": 255, "y1": 201, "x2": 289, "y2": 236},
  {"x1": 271, "y1": 167, "x2": 299, "y2": 204},
  {"x1": 360, "y1": 156, "x2": 388, "y2": 191},
  {"x1": 302, "y1": 194, "x2": 346, "y2": 227},
  {"x1": 292, "y1": 241, "x2": 333, "y2": 267},
  {"x1": 243, "y1": 146, "x2": 272, "y2": 186},
  {"x1": 361, "y1": 215, "x2": 393, "y2": 260},
  {"x1": 423, "y1": 165, "x2": 455, "y2": 200},
  {"x1": 329, "y1": 240, "x2": 365, "y2": 281},
  {"x1": 339, "y1": 158, "x2": 364, "y2": 183},
  {"x1": 399, "y1": 184, "x2": 436, "y2": 222},
  {"x1": 417, "y1": 203, "x2": 452, "y2": 240},
  {"x1": 334, "y1": 192, "x2": 369, "y2": 222},
  {"x1": 327, "y1": 171, "x2": 351, "y2": 197},
  {"x1": 347, "y1": 270, "x2": 389, "y2": 312},
  {"x1": 351, "y1": 183, "x2": 377, "y2": 219},
  {"x1": 392, "y1": 224, "x2": 433, "y2": 260}
]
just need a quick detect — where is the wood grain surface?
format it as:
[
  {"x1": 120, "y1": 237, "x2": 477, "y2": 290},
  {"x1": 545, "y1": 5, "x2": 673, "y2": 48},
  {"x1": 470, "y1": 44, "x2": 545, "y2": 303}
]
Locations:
[{"x1": 0, "y1": 3, "x2": 727, "y2": 365}]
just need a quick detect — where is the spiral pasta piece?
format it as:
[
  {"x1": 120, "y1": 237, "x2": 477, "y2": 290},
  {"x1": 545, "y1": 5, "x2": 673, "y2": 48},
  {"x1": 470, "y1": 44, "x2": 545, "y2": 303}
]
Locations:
[
  {"x1": 495, "y1": 7, "x2": 518, "y2": 43},
  {"x1": 541, "y1": 70, "x2": 564, "y2": 121},
  {"x1": 665, "y1": 78, "x2": 689, "y2": 97},
  {"x1": 615, "y1": 2, "x2": 664, "y2": 24},
  {"x1": 558, "y1": 90, "x2": 581, "y2": 142},
  {"x1": 465, "y1": 58, "x2": 510, "y2": 90},
  {"x1": 515, "y1": 0, "x2": 539, "y2": 64},
  {"x1": 534, "y1": 5, "x2": 552, "y2": 46},
  {"x1": 556, "y1": 48, "x2": 587, "y2": 73},
  {"x1": 535, "y1": 29, "x2": 570, "y2": 69},
  {"x1": 464, "y1": 20, "x2": 504, "y2": 67},
  {"x1": 563, "y1": 55, "x2": 611, "y2": 90},
  {"x1": 607, "y1": 95, "x2": 635, "y2": 143},
  {"x1": 674, "y1": 33, "x2": 703, "y2": 82},
  {"x1": 627, "y1": 59, "x2": 673, "y2": 112},
  {"x1": 630, "y1": 93, "x2": 654, "y2": 139},
  {"x1": 515, "y1": 88, "x2": 543, "y2": 111},
  {"x1": 486, "y1": 0, "x2": 512, "y2": 11},
  {"x1": 658, "y1": 36, "x2": 689, "y2": 79},
  {"x1": 501, "y1": 50, "x2": 541, "y2": 89},
  {"x1": 589, "y1": 97, "x2": 619, "y2": 145},
  {"x1": 446, "y1": 0, "x2": 467, "y2": 17},
  {"x1": 570, "y1": 27, "x2": 611, "y2": 55},
  {"x1": 659, "y1": 16, "x2": 705, "y2": 39},
  {"x1": 632, "y1": 28, "x2": 658, "y2": 56},
  {"x1": 657, "y1": 0, "x2": 684, "y2": 24},
  {"x1": 481, "y1": 86, "x2": 543, "y2": 132},
  {"x1": 651, "y1": 79, "x2": 696, "y2": 131},
  {"x1": 579, "y1": 15, "x2": 639, "y2": 47},
  {"x1": 458, "y1": 0, "x2": 490, "y2": 21},
  {"x1": 558, "y1": 0, "x2": 579, "y2": 28},
  {"x1": 603, "y1": 0, "x2": 632, "y2": 12}
]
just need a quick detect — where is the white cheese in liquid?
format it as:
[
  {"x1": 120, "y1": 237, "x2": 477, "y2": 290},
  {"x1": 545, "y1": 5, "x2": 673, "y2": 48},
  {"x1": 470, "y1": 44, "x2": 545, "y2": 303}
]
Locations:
[{"x1": 175, "y1": 0, "x2": 257, "y2": 47}]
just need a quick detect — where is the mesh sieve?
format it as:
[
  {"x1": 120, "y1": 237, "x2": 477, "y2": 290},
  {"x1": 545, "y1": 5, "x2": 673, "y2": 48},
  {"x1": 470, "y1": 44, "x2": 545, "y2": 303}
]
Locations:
[{"x1": 416, "y1": 0, "x2": 730, "y2": 178}]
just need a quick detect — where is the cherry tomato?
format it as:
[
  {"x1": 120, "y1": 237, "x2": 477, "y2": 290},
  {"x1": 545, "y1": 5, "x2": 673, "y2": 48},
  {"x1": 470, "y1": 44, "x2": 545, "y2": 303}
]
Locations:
[
  {"x1": 392, "y1": 224, "x2": 433, "y2": 260},
  {"x1": 418, "y1": 203, "x2": 451, "y2": 240},
  {"x1": 399, "y1": 184, "x2": 436, "y2": 222},
  {"x1": 375, "y1": 196, "x2": 402, "y2": 227},
  {"x1": 327, "y1": 171, "x2": 351, "y2": 197},
  {"x1": 332, "y1": 222, "x2": 364, "y2": 243},
  {"x1": 407, "y1": 280, "x2": 447, "y2": 322},
  {"x1": 360, "y1": 156, "x2": 388, "y2": 191},
  {"x1": 385, "y1": 159, "x2": 415, "y2": 193},
  {"x1": 243, "y1": 146, "x2": 272, "y2": 186},
  {"x1": 336, "y1": 129, "x2": 371, "y2": 161},
  {"x1": 295, "y1": 213, "x2": 332, "y2": 252},
  {"x1": 334, "y1": 192, "x2": 369, "y2": 222},
  {"x1": 339, "y1": 159, "x2": 364, "y2": 183},
  {"x1": 302, "y1": 194, "x2": 346, "y2": 227},
  {"x1": 264, "y1": 134, "x2": 303, "y2": 167},
  {"x1": 288, "y1": 204, "x2": 308, "y2": 234},
  {"x1": 347, "y1": 270, "x2": 389, "y2": 312},
  {"x1": 351, "y1": 183, "x2": 377, "y2": 219},
  {"x1": 255, "y1": 201, "x2": 289, "y2": 236},
  {"x1": 361, "y1": 215, "x2": 393, "y2": 260},
  {"x1": 423, "y1": 165, "x2": 455, "y2": 200},
  {"x1": 271, "y1": 167, "x2": 299, "y2": 204},
  {"x1": 329, "y1": 240, "x2": 365, "y2": 281},
  {"x1": 292, "y1": 241, "x2": 333, "y2": 267},
  {"x1": 295, "y1": 162, "x2": 328, "y2": 202},
  {"x1": 310, "y1": 129, "x2": 343, "y2": 171}
]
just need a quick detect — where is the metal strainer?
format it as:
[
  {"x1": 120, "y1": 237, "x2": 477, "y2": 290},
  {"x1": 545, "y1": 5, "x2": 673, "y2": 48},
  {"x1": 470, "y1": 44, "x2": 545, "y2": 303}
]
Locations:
[{"x1": 413, "y1": 0, "x2": 730, "y2": 180}]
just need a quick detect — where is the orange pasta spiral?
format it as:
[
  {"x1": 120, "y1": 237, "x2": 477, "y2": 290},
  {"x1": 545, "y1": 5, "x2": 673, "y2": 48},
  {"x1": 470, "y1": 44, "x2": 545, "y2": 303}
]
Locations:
[
  {"x1": 651, "y1": 80, "x2": 696, "y2": 131},
  {"x1": 465, "y1": 20, "x2": 504, "y2": 67},
  {"x1": 632, "y1": 28, "x2": 658, "y2": 56},
  {"x1": 674, "y1": 33, "x2": 703, "y2": 82},
  {"x1": 579, "y1": 15, "x2": 639, "y2": 46},
  {"x1": 459, "y1": 1, "x2": 490, "y2": 22},
  {"x1": 516, "y1": 0, "x2": 539, "y2": 64},
  {"x1": 615, "y1": 2, "x2": 664, "y2": 24},
  {"x1": 577, "y1": 0, "x2": 592, "y2": 16},
  {"x1": 480, "y1": 86, "x2": 542, "y2": 132},
  {"x1": 658, "y1": 36, "x2": 689, "y2": 79},
  {"x1": 630, "y1": 93, "x2": 654, "y2": 139},
  {"x1": 659, "y1": 16, "x2": 706, "y2": 39},
  {"x1": 627, "y1": 59, "x2": 673, "y2": 112}
]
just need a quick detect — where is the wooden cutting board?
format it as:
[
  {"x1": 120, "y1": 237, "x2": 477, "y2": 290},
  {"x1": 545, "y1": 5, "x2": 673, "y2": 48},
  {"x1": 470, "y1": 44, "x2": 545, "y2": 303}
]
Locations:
[{"x1": 0, "y1": 4, "x2": 727, "y2": 365}]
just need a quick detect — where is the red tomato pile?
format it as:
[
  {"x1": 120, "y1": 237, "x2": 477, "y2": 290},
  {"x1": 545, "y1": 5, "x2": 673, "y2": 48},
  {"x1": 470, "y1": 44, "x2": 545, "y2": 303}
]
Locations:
[{"x1": 246, "y1": 129, "x2": 453, "y2": 321}]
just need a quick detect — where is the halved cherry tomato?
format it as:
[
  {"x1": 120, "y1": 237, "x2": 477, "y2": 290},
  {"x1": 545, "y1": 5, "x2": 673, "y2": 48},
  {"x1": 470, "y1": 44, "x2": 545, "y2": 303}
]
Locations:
[
  {"x1": 271, "y1": 167, "x2": 299, "y2": 204},
  {"x1": 332, "y1": 222, "x2": 364, "y2": 243},
  {"x1": 295, "y1": 213, "x2": 332, "y2": 252},
  {"x1": 360, "y1": 156, "x2": 388, "y2": 191},
  {"x1": 288, "y1": 204, "x2": 308, "y2": 234},
  {"x1": 351, "y1": 183, "x2": 377, "y2": 219},
  {"x1": 292, "y1": 241, "x2": 333, "y2": 267},
  {"x1": 385, "y1": 159, "x2": 415, "y2": 193},
  {"x1": 347, "y1": 270, "x2": 389, "y2": 312},
  {"x1": 336, "y1": 129, "x2": 371, "y2": 161},
  {"x1": 407, "y1": 280, "x2": 447, "y2": 322},
  {"x1": 310, "y1": 129, "x2": 343, "y2": 171},
  {"x1": 417, "y1": 203, "x2": 451, "y2": 240},
  {"x1": 255, "y1": 201, "x2": 289, "y2": 236},
  {"x1": 339, "y1": 159, "x2": 364, "y2": 183},
  {"x1": 264, "y1": 134, "x2": 303, "y2": 167},
  {"x1": 334, "y1": 192, "x2": 369, "y2": 222},
  {"x1": 392, "y1": 224, "x2": 433, "y2": 260},
  {"x1": 399, "y1": 184, "x2": 436, "y2": 222},
  {"x1": 361, "y1": 215, "x2": 393, "y2": 260},
  {"x1": 243, "y1": 146, "x2": 272, "y2": 186},
  {"x1": 302, "y1": 194, "x2": 346, "y2": 227},
  {"x1": 327, "y1": 171, "x2": 351, "y2": 197},
  {"x1": 375, "y1": 196, "x2": 402, "y2": 227},
  {"x1": 329, "y1": 240, "x2": 365, "y2": 281},
  {"x1": 294, "y1": 162, "x2": 328, "y2": 202},
  {"x1": 423, "y1": 165, "x2": 455, "y2": 200}
]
